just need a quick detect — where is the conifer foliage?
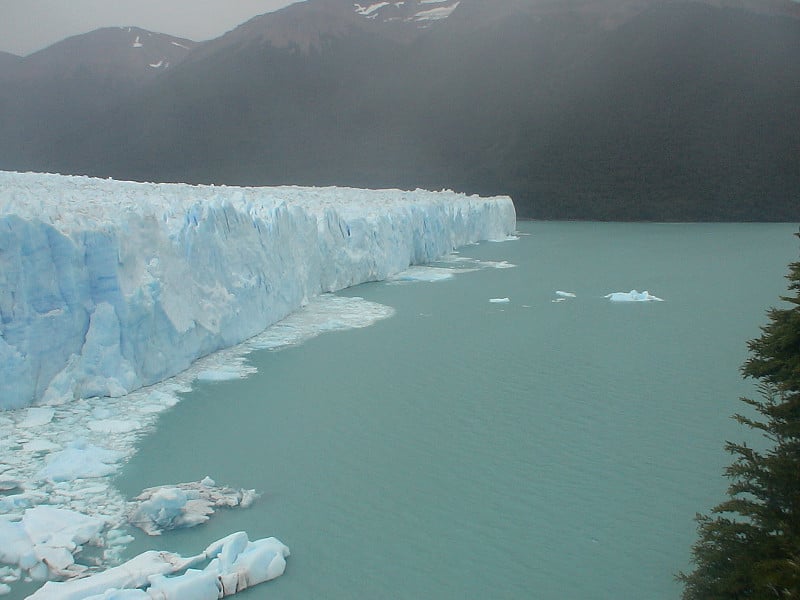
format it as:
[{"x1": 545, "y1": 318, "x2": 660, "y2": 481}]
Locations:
[{"x1": 680, "y1": 234, "x2": 800, "y2": 599}]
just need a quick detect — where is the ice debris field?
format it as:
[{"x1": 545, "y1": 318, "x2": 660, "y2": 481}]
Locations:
[{"x1": 0, "y1": 171, "x2": 517, "y2": 597}]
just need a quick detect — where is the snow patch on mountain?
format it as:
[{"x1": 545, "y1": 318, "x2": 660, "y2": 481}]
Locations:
[
  {"x1": 415, "y1": 1, "x2": 460, "y2": 21},
  {"x1": 353, "y1": 0, "x2": 461, "y2": 25},
  {"x1": 355, "y1": 2, "x2": 390, "y2": 16}
]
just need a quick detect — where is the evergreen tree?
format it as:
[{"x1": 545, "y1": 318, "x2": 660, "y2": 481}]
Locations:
[{"x1": 680, "y1": 233, "x2": 800, "y2": 599}]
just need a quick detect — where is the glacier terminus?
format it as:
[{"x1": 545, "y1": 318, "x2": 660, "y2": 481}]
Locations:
[{"x1": 0, "y1": 171, "x2": 516, "y2": 410}]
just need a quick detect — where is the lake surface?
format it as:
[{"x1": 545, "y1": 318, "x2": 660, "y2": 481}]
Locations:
[{"x1": 108, "y1": 222, "x2": 798, "y2": 599}]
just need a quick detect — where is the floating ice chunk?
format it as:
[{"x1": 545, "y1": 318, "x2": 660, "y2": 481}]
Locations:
[
  {"x1": 391, "y1": 266, "x2": 459, "y2": 282},
  {"x1": 555, "y1": 291, "x2": 576, "y2": 298},
  {"x1": 28, "y1": 549, "x2": 201, "y2": 599},
  {"x1": 488, "y1": 260, "x2": 516, "y2": 268},
  {"x1": 437, "y1": 255, "x2": 515, "y2": 270},
  {"x1": 489, "y1": 298, "x2": 510, "y2": 303},
  {"x1": 195, "y1": 367, "x2": 249, "y2": 382},
  {"x1": 87, "y1": 420, "x2": 139, "y2": 434},
  {"x1": 127, "y1": 479, "x2": 258, "y2": 536},
  {"x1": 22, "y1": 439, "x2": 60, "y2": 453},
  {"x1": 204, "y1": 532, "x2": 249, "y2": 571},
  {"x1": 247, "y1": 295, "x2": 394, "y2": 350},
  {"x1": 0, "y1": 520, "x2": 31, "y2": 570},
  {"x1": 0, "y1": 506, "x2": 105, "y2": 583},
  {"x1": 18, "y1": 408, "x2": 55, "y2": 428},
  {"x1": 22, "y1": 506, "x2": 105, "y2": 551},
  {"x1": 147, "y1": 569, "x2": 219, "y2": 600},
  {"x1": 605, "y1": 290, "x2": 664, "y2": 302},
  {"x1": 38, "y1": 440, "x2": 123, "y2": 482},
  {"x1": 0, "y1": 479, "x2": 22, "y2": 491},
  {"x1": 28, "y1": 532, "x2": 288, "y2": 599},
  {"x1": 205, "y1": 535, "x2": 290, "y2": 595},
  {"x1": 0, "y1": 495, "x2": 33, "y2": 514}
]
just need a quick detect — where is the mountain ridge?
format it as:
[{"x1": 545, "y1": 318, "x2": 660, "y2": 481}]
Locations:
[{"x1": 1, "y1": 0, "x2": 798, "y2": 221}]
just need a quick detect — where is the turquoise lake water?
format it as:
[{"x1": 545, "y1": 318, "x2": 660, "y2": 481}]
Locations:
[{"x1": 99, "y1": 222, "x2": 799, "y2": 599}]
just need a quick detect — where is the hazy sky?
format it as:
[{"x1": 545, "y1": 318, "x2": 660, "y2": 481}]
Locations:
[{"x1": 0, "y1": 0, "x2": 303, "y2": 56}]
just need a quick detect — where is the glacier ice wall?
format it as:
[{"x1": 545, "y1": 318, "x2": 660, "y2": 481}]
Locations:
[{"x1": 0, "y1": 172, "x2": 516, "y2": 409}]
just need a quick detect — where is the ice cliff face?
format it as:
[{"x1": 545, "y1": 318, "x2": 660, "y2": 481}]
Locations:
[{"x1": 0, "y1": 172, "x2": 515, "y2": 410}]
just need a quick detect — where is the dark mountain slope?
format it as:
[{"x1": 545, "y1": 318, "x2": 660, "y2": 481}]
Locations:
[
  {"x1": 4, "y1": 0, "x2": 800, "y2": 220},
  {"x1": 0, "y1": 51, "x2": 20, "y2": 72},
  {"x1": 0, "y1": 27, "x2": 196, "y2": 171}
]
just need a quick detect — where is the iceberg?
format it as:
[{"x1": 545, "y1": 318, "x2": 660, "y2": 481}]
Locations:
[
  {"x1": 605, "y1": 290, "x2": 664, "y2": 302},
  {"x1": 127, "y1": 477, "x2": 258, "y2": 536},
  {"x1": 0, "y1": 172, "x2": 516, "y2": 409},
  {"x1": 26, "y1": 532, "x2": 290, "y2": 599},
  {"x1": 0, "y1": 478, "x2": 261, "y2": 593}
]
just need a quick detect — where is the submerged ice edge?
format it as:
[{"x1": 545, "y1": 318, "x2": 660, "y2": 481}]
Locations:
[
  {"x1": 388, "y1": 255, "x2": 517, "y2": 283},
  {"x1": 0, "y1": 295, "x2": 394, "y2": 595}
]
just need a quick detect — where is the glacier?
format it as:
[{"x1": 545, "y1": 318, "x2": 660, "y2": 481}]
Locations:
[{"x1": 0, "y1": 171, "x2": 516, "y2": 410}]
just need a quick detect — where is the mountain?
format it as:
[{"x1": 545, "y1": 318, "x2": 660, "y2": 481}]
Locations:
[
  {"x1": 18, "y1": 26, "x2": 195, "y2": 78},
  {"x1": 0, "y1": 27, "x2": 196, "y2": 171},
  {"x1": 1, "y1": 0, "x2": 799, "y2": 221}
]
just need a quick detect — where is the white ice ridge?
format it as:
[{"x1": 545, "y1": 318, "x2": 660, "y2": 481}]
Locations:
[{"x1": 0, "y1": 171, "x2": 515, "y2": 409}]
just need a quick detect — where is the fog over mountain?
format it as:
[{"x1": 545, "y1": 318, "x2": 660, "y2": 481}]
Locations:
[{"x1": 1, "y1": 0, "x2": 798, "y2": 220}]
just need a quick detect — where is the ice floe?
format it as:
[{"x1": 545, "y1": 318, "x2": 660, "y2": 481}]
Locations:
[
  {"x1": 37, "y1": 440, "x2": 124, "y2": 482},
  {"x1": 605, "y1": 290, "x2": 664, "y2": 302},
  {"x1": 0, "y1": 506, "x2": 105, "y2": 583},
  {"x1": 27, "y1": 532, "x2": 289, "y2": 599},
  {"x1": 127, "y1": 478, "x2": 258, "y2": 536},
  {"x1": 388, "y1": 253, "x2": 517, "y2": 284},
  {"x1": 0, "y1": 477, "x2": 257, "y2": 592},
  {"x1": 390, "y1": 266, "x2": 464, "y2": 282},
  {"x1": 18, "y1": 408, "x2": 55, "y2": 428}
]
